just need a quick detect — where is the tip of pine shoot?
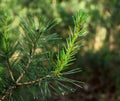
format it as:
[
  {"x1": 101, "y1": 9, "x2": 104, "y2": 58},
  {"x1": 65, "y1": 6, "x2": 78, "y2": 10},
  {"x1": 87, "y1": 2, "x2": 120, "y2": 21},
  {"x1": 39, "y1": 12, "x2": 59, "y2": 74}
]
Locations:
[{"x1": 54, "y1": 10, "x2": 87, "y2": 75}]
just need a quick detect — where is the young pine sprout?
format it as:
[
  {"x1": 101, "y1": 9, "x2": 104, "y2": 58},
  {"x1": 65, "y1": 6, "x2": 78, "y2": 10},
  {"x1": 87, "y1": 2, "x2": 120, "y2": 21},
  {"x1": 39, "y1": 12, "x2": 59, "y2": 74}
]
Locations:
[{"x1": 55, "y1": 11, "x2": 87, "y2": 75}]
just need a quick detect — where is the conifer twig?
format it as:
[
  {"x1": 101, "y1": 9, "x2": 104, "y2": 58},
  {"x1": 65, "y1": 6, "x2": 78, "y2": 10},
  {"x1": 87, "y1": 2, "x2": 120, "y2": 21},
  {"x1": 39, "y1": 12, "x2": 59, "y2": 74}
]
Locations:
[
  {"x1": 4, "y1": 15, "x2": 15, "y2": 82},
  {"x1": 0, "y1": 10, "x2": 87, "y2": 101},
  {"x1": 17, "y1": 75, "x2": 51, "y2": 86},
  {"x1": 55, "y1": 11, "x2": 87, "y2": 75},
  {"x1": 16, "y1": 44, "x2": 36, "y2": 83},
  {"x1": 0, "y1": 86, "x2": 16, "y2": 101},
  {"x1": 7, "y1": 59, "x2": 15, "y2": 82}
]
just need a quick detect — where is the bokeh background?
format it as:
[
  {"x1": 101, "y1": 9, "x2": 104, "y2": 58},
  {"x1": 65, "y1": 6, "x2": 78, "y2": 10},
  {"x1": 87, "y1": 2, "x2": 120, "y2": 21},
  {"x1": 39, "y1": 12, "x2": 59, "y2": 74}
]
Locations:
[{"x1": 0, "y1": 0, "x2": 120, "y2": 101}]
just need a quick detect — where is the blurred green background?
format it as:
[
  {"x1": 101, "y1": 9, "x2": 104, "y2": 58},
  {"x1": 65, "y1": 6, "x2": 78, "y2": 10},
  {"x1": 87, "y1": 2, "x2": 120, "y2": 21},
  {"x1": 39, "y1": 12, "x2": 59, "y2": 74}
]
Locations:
[{"x1": 0, "y1": 0, "x2": 120, "y2": 101}]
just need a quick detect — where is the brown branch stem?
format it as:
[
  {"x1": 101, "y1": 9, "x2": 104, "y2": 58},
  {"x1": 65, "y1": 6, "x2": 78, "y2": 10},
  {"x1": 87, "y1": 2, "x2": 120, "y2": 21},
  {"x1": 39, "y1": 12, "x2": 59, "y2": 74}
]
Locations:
[
  {"x1": 0, "y1": 86, "x2": 16, "y2": 101},
  {"x1": 17, "y1": 75, "x2": 51, "y2": 86},
  {"x1": 7, "y1": 58, "x2": 15, "y2": 82}
]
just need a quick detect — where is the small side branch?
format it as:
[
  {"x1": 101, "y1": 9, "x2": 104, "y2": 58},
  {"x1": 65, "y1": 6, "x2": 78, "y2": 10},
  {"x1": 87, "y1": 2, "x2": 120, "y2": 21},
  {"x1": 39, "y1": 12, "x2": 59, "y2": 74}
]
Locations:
[
  {"x1": 17, "y1": 75, "x2": 51, "y2": 86},
  {"x1": 16, "y1": 56, "x2": 32, "y2": 83},
  {"x1": 16, "y1": 44, "x2": 35, "y2": 83},
  {"x1": 0, "y1": 86, "x2": 16, "y2": 101},
  {"x1": 7, "y1": 58, "x2": 15, "y2": 82}
]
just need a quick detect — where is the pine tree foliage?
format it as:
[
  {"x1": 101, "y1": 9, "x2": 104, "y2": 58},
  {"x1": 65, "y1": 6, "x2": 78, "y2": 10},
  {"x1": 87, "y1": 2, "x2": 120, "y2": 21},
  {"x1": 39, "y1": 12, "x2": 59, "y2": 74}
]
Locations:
[{"x1": 0, "y1": 10, "x2": 87, "y2": 101}]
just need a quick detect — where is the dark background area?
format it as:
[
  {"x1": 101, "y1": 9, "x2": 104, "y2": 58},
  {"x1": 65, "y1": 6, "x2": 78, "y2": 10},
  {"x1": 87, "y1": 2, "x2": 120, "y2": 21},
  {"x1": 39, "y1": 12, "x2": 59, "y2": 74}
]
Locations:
[{"x1": 0, "y1": 0, "x2": 120, "y2": 101}]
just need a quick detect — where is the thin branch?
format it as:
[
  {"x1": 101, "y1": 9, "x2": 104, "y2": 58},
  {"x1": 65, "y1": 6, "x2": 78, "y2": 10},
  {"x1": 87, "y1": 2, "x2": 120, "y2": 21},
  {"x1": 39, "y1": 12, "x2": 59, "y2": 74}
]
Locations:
[
  {"x1": 0, "y1": 86, "x2": 16, "y2": 101},
  {"x1": 7, "y1": 59, "x2": 15, "y2": 82},
  {"x1": 16, "y1": 44, "x2": 35, "y2": 83},
  {"x1": 0, "y1": 75, "x2": 51, "y2": 101},
  {"x1": 4, "y1": 15, "x2": 15, "y2": 82},
  {"x1": 17, "y1": 75, "x2": 51, "y2": 86}
]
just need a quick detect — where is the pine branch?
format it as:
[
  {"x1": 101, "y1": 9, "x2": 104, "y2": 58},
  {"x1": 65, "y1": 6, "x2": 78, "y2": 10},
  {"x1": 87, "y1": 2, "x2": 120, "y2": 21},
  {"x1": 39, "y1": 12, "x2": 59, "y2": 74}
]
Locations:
[
  {"x1": 6, "y1": 58, "x2": 15, "y2": 82},
  {"x1": 17, "y1": 75, "x2": 51, "y2": 86},
  {"x1": 16, "y1": 43, "x2": 36, "y2": 83},
  {"x1": 0, "y1": 10, "x2": 87, "y2": 101},
  {"x1": 15, "y1": 17, "x2": 42, "y2": 83},
  {"x1": 55, "y1": 11, "x2": 87, "y2": 75},
  {"x1": 2, "y1": 14, "x2": 15, "y2": 82},
  {"x1": 0, "y1": 86, "x2": 16, "y2": 101}
]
